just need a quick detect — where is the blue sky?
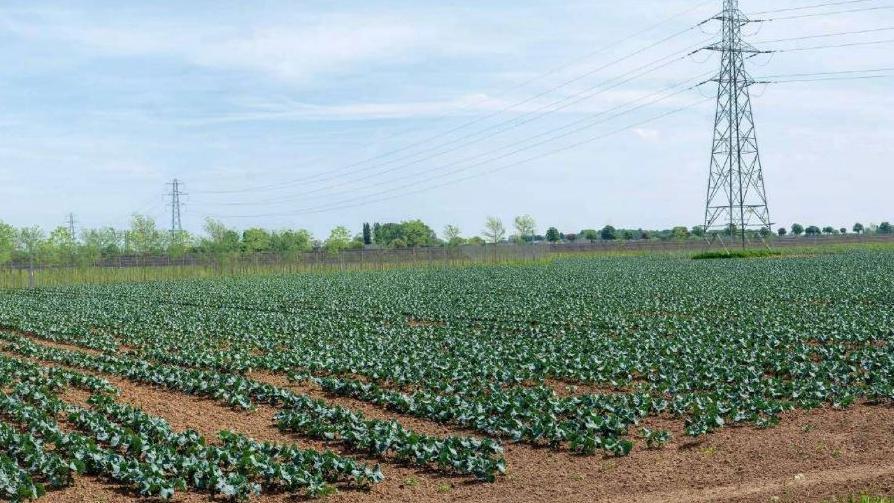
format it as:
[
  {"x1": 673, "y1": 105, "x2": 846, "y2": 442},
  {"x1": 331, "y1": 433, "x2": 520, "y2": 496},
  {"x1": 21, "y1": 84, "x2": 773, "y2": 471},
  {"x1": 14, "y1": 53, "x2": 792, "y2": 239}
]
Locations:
[{"x1": 0, "y1": 0, "x2": 892, "y2": 238}]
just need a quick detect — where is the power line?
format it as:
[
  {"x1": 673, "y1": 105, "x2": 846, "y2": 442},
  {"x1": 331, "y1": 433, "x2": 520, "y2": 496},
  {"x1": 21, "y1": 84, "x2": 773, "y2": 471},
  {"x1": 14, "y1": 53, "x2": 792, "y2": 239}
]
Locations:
[
  {"x1": 206, "y1": 81, "x2": 709, "y2": 219},
  {"x1": 755, "y1": 26, "x2": 894, "y2": 44},
  {"x1": 193, "y1": 4, "x2": 714, "y2": 196},
  {"x1": 748, "y1": 0, "x2": 876, "y2": 16},
  {"x1": 767, "y1": 74, "x2": 893, "y2": 83},
  {"x1": 767, "y1": 37, "x2": 894, "y2": 52},
  {"x1": 205, "y1": 98, "x2": 710, "y2": 219},
  {"x1": 195, "y1": 40, "x2": 714, "y2": 208},
  {"x1": 762, "y1": 4, "x2": 894, "y2": 21},
  {"x1": 756, "y1": 67, "x2": 894, "y2": 78}
]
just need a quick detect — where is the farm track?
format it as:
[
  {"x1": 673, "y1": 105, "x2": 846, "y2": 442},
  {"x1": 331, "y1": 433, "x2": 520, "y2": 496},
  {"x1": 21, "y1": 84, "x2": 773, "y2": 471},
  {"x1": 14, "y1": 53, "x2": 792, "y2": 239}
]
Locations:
[{"x1": 7, "y1": 334, "x2": 894, "y2": 502}]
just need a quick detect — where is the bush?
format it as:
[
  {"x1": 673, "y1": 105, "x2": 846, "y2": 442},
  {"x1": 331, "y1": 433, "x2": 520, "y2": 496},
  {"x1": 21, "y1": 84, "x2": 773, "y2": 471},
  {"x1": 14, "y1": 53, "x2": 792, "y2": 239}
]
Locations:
[{"x1": 692, "y1": 249, "x2": 782, "y2": 260}]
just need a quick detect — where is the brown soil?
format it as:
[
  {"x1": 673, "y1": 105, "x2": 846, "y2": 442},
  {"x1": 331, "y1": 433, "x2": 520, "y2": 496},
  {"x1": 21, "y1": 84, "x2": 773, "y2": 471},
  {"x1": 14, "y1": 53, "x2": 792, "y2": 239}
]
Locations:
[{"x1": 8, "y1": 336, "x2": 894, "y2": 502}]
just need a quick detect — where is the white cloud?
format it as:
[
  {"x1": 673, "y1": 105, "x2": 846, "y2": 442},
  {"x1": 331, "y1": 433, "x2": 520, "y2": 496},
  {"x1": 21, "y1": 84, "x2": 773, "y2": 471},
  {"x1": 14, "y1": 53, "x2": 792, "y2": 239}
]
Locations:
[
  {"x1": 0, "y1": 10, "x2": 445, "y2": 84},
  {"x1": 632, "y1": 128, "x2": 661, "y2": 142}
]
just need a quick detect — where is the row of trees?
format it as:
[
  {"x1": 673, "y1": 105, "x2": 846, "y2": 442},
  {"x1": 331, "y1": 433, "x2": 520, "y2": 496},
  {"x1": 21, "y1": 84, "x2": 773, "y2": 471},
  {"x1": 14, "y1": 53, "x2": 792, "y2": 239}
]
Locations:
[
  {"x1": 777, "y1": 222, "x2": 892, "y2": 237},
  {"x1": 2, "y1": 215, "x2": 891, "y2": 265}
]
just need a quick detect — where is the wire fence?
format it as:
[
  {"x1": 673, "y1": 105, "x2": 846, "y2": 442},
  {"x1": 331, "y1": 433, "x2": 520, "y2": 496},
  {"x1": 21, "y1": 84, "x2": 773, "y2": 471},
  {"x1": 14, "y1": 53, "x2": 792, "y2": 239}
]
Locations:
[{"x1": 1, "y1": 234, "x2": 891, "y2": 289}]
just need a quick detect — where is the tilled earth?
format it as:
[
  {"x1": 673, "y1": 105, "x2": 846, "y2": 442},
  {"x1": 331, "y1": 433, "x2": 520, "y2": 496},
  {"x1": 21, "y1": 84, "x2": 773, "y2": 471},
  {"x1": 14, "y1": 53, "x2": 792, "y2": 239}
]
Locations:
[{"x1": 17, "y1": 335, "x2": 894, "y2": 503}]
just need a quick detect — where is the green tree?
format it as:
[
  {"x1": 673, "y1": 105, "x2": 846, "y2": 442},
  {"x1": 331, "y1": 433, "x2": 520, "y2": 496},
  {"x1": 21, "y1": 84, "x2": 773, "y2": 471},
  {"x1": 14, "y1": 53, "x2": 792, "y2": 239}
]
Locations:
[
  {"x1": 777, "y1": 227, "x2": 787, "y2": 237},
  {"x1": 270, "y1": 229, "x2": 313, "y2": 254},
  {"x1": 81, "y1": 227, "x2": 122, "y2": 259},
  {"x1": 482, "y1": 217, "x2": 505, "y2": 244},
  {"x1": 805, "y1": 225, "x2": 820, "y2": 236},
  {"x1": 242, "y1": 228, "x2": 272, "y2": 253},
  {"x1": 822, "y1": 226, "x2": 835, "y2": 235},
  {"x1": 671, "y1": 226, "x2": 689, "y2": 240},
  {"x1": 545, "y1": 227, "x2": 560, "y2": 243},
  {"x1": 853, "y1": 223, "x2": 864, "y2": 234},
  {"x1": 362, "y1": 223, "x2": 372, "y2": 246},
  {"x1": 580, "y1": 229, "x2": 599, "y2": 243},
  {"x1": 839, "y1": 228, "x2": 847, "y2": 235},
  {"x1": 513, "y1": 215, "x2": 536, "y2": 243},
  {"x1": 600, "y1": 225, "x2": 617, "y2": 241},
  {"x1": 443, "y1": 225, "x2": 463, "y2": 246},
  {"x1": 16, "y1": 226, "x2": 46, "y2": 263},
  {"x1": 691, "y1": 226, "x2": 706, "y2": 238},
  {"x1": 129, "y1": 214, "x2": 165, "y2": 254},
  {"x1": 0, "y1": 220, "x2": 15, "y2": 264},
  {"x1": 879, "y1": 222, "x2": 893, "y2": 234},
  {"x1": 791, "y1": 223, "x2": 804, "y2": 236},
  {"x1": 46, "y1": 226, "x2": 78, "y2": 265},
  {"x1": 324, "y1": 226, "x2": 352, "y2": 254},
  {"x1": 202, "y1": 218, "x2": 240, "y2": 254},
  {"x1": 372, "y1": 223, "x2": 382, "y2": 244},
  {"x1": 400, "y1": 220, "x2": 437, "y2": 247}
]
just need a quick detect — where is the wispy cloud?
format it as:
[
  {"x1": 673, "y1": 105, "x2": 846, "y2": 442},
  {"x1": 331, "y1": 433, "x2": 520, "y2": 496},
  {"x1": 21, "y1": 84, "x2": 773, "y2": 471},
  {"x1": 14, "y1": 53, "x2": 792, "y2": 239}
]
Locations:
[{"x1": 0, "y1": 9, "x2": 451, "y2": 85}]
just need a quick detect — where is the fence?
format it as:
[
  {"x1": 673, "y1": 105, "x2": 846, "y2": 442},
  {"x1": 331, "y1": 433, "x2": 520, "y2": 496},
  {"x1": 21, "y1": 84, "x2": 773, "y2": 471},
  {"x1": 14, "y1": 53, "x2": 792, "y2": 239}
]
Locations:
[{"x1": 1, "y1": 234, "x2": 892, "y2": 289}]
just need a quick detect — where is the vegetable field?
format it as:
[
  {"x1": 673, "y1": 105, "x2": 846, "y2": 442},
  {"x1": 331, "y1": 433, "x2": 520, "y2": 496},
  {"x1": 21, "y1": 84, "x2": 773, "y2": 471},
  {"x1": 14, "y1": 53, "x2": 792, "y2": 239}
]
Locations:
[{"x1": 0, "y1": 249, "x2": 892, "y2": 502}]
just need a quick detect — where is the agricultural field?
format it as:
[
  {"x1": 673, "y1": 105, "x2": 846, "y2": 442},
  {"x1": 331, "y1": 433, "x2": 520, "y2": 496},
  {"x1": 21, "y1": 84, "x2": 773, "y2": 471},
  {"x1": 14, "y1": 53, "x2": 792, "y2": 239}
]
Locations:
[{"x1": 0, "y1": 249, "x2": 892, "y2": 502}]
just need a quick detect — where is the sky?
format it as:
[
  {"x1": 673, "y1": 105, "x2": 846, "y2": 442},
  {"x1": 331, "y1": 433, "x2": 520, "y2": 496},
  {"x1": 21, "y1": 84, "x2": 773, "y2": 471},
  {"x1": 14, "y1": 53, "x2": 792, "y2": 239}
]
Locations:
[{"x1": 0, "y1": 0, "x2": 892, "y2": 239}]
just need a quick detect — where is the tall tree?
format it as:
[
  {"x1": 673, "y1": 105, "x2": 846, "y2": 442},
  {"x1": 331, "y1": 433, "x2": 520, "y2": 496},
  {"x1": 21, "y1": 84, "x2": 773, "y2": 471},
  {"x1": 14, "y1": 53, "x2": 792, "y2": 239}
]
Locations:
[
  {"x1": 201, "y1": 218, "x2": 240, "y2": 254},
  {"x1": 853, "y1": 223, "x2": 864, "y2": 235},
  {"x1": 129, "y1": 215, "x2": 165, "y2": 255},
  {"x1": 16, "y1": 226, "x2": 46, "y2": 263},
  {"x1": 443, "y1": 225, "x2": 462, "y2": 245},
  {"x1": 777, "y1": 227, "x2": 787, "y2": 236},
  {"x1": 545, "y1": 227, "x2": 561, "y2": 243},
  {"x1": 482, "y1": 217, "x2": 506, "y2": 244},
  {"x1": 879, "y1": 222, "x2": 893, "y2": 234},
  {"x1": 791, "y1": 223, "x2": 804, "y2": 236},
  {"x1": 580, "y1": 229, "x2": 598, "y2": 243},
  {"x1": 600, "y1": 225, "x2": 617, "y2": 241},
  {"x1": 513, "y1": 215, "x2": 536, "y2": 243},
  {"x1": 362, "y1": 223, "x2": 372, "y2": 245},
  {"x1": 0, "y1": 220, "x2": 15, "y2": 264},
  {"x1": 242, "y1": 228, "x2": 272, "y2": 253},
  {"x1": 323, "y1": 226, "x2": 352, "y2": 253},
  {"x1": 47, "y1": 226, "x2": 78, "y2": 265}
]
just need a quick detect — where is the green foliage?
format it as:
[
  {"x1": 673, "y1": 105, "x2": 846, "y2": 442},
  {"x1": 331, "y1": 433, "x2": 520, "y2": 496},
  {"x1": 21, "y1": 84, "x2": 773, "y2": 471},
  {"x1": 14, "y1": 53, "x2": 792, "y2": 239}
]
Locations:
[
  {"x1": 129, "y1": 214, "x2": 166, "y2": 255},
  {"x1": 373, "y1": 220, "x2": 438, "y2": 248},
  {"x1": 545, "y1": 227, "x2": 561, "y2": 243},
  {"x1": 692, "y1": 249, "x2": 782, "y2": 260},
  {"x1": 482, "y1": 217, "x2": 506, "y2": 244},
  {"x1": 0, "y1": 221, "x2": 15, "y2": 265},
  {"x1": 580, "y1": 229, "x2": 599, "y2": 243},
  {"x1": 791, "y1": 223, "x2": 804, "y2": 236},
  {"x1": 600, "y1": 225, "x2": 617, "y2": 241},
  {"x1": 323, "y1": 226, "x2": 352, "y2": 254},
  {"x1": 639, "y1": 428, "x2": 671, "y2": 449},
  {"x1": 513, "y1": 215, "x2": 536, "y2": 243},
  {"x1": 2, "y1": 248, "x2": 894, "y2": 494}
]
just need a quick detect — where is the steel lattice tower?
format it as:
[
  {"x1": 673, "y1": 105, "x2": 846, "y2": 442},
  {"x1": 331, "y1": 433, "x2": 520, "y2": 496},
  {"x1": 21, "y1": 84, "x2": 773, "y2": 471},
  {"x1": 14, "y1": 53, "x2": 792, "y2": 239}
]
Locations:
[
  {"x1": 703, "y1": 0, "x2": 771, "y2": 246},
  {"x1": 167, "y1": 178, "x2": 186, "y2": 234}
]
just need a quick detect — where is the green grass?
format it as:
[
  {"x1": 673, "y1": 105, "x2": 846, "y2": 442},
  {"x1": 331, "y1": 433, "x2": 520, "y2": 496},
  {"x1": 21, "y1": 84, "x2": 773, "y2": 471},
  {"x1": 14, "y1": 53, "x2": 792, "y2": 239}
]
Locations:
[
  {"x1": 825, "y1": 495, "x2": 893, "y2": 503},
  {"x1": 692, "y1": 249, "x2": 783, "y2": 260}
]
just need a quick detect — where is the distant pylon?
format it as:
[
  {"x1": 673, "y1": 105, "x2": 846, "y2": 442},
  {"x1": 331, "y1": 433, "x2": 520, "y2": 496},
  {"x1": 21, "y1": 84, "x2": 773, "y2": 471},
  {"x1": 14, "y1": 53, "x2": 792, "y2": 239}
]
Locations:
[
  {"x1": 167, "y1": 179, "x2": 186, "y2": 234},
  {"x1": 703, "y1": 0, "x2": 772, "y2": 247},
  {"x1": 66, "y1": 212, "x2": 77, "y2": 238}
]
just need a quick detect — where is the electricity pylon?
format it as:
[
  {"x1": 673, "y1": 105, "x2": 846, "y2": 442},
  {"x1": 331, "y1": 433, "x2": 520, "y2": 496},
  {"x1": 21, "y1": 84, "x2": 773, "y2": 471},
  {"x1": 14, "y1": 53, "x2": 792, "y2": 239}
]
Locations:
[
  {"x1": 703, "y1": 0, "x2": 772, "y2": 247},
  {"x1": 167, "y1": 179, "x2": 186, "y2": 234}
]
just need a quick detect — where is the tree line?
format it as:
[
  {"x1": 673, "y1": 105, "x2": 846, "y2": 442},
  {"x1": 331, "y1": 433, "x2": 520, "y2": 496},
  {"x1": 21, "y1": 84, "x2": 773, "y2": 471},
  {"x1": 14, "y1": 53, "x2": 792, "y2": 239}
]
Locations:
[{"x1": 1, "y1": 214, "x2": 891, "y2": 266}]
